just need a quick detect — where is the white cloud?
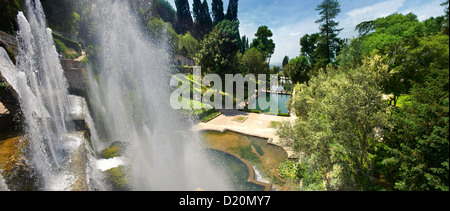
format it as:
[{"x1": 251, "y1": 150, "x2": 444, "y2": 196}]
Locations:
[
  {"x1": 339, "y1": 0, "x2": 445, "y2": 39},
  {"x1": 270, "y1": 18, "x2": 319, "y2": 63},
  {"x1": 339, "y1": 0, "x2": 406, "y2": 38},
  {"x1": 240, "y1": 18, "x2": 319, "y2": 63},
  {"x1": 400, "y1": 0, "x2": 445, "y2": 21}
]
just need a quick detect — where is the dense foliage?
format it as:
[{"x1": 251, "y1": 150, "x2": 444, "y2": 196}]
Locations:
[
  {"x1": 196, "y1": 28, "x2": 240, "y2": 78},
  {"x1": 250, "y1": 26, "x2": 276, "y2": 63},
  {"x1": 0, "y1": 0, "x2": 22, "y2": 34},
  {"x1": 278, "y1": 63, "x2": 391, "y2": 190},
  {"x1": 278, "y1": 1, "x2": 449, "y2": 191}
]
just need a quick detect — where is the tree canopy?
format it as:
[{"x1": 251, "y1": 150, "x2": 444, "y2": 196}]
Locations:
[
  {"x1": 250, "y1": 25, "x2": 275, "y2": 63},
  {"x1": 279, "y1": 2, "x2": 449, "y2": 191},
  {"x1": 278, "y1": 64, "x2": 391, "y2": 190},
  {"x1": 284, "y1": 56, "x2": 310, "y2": 85},
  {"x1": 314, "y1": 0, "x2": 343, "y2": 64},
  {"x1": 241, "y1": 47, "x2": 269, "y2": 76},
  {"x1": 196, "y1": 28, "x2": 240, "y2": 78}
]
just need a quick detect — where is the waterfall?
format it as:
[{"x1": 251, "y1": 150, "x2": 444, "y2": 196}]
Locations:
[
  {"x1": 15, "y1": 1, "x2": 70, "y2": 188},
  {"x1": 1, "y1": 0, "x2": 229, "y2": 191},
  {"x1": 0, "y1": 0, "x2": 106, "y2": 190},
  {"x1": 87, "y1": 0, "x2": 230, "y2": 191}
]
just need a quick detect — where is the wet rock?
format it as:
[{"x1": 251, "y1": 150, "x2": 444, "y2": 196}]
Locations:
[{"x1": 0, "y1": 137, "x2": 39, "y2": 191}]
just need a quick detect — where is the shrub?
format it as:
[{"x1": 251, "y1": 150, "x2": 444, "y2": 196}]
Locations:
[
  {"x1": 278, "y1": 160, "x2": 304, "y2": 181},
  {"x1": 200, "y1": 110, "x2": 221, "y2": 122},
  {"x1": 52, "y1": 32, "x2": 82, "y2": 54}
]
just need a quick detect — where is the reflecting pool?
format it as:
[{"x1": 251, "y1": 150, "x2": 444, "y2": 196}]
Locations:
[
  {"x1": 247, "y1": 94, "x2": 290, "y2": 114},
  {"x1": 203, "y1": 130, "x2": 289, "y2": 189}
]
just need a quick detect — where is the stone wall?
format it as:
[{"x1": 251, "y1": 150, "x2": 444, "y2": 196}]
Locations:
[{"x1": 60, "y1": 59, "x2": 87, "y2": 95}]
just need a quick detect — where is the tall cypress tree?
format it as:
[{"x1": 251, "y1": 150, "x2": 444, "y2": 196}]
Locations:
[
  {"x1": 192, "y1": 0, "x2": 202, "y2": 23},
  {"x1": 211, "y1": 0, "x2": 225, "y2": 25},
  {"x1": 315, "y1": 0, "x2": 343, "y2": 63},
  {"x1": 192, "y1": 0, "x2": 213, "y2": 39},
  {"x1": 225, "y1": 0, "x2": 239, "y2": 21},
  {"x1": 175, "y1": 0, "x2": 193, "y2": 34},
  {"x1": 199, "y1": 0, "x2": 213, "y2": 39},
  {"x1": 200, "y1": 0, "x2": 213, "y2": 33}
]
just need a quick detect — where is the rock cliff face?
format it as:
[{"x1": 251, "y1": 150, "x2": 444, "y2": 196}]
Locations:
[
  {"x1": 0, "y1": 137, "x2": 39, "y2": 191},
  {"x1": 0, "y1": 47, "x2": 22, "y2": 124}
]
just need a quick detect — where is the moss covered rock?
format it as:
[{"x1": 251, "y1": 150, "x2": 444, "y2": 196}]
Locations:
[
  {"x1": 105, "y1": 165, "x2": 130, "y2": 191},
  {"x1": 100, "y1": 141, "x2": 126, "y2": 159}
]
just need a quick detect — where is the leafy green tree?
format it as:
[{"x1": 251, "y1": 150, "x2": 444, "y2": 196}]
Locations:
[
  {"x1": 284, "y1": 56, "x2": 310, "y2": 85},
  {"x1": 150, "y1": 0, "x2": 177, "y2": 25},
  {"x1": 196, "y1": 28, "x2": 240, "y2": 78},
  {"x1": 355, "y1": 20, "x2": 375, "y2": 36},
  {"x1": 339, "y1": 13, "x2": 447, "y2": 106},
  {"x1": 174, "y1": 0, "x2": 193, "y2": 34},
  {"x1": 241, "y1": 47, "x2": 269, "y2": 76},
  {"x1": 250, "y1": 26, "x2": 276, "y2": 63},
  {"x1": 147, "y1": 18, "x2": 178, "y2": 52},
  {"x1": 300, "y1": 33, "x2": 319, "y2": 64},
  {"x1": 211, "y1": 0, "x2": 225, "y2": 25},
  {"x1": 381, "y1": 67, "x2": 449, "y2": 191},
  {"x1": 225, "y1": 0, "x2": 239, "y2": 21},
  {"x1": 278, "y1": 66, "x2": 391, "y2": 190},
  {"x1": 178, "y1": 32, "x2": 199, "y2": 57},
  {"x1": 215, "y1": 20, "x2": 240, "y2": 43},
  {"x1": 358, "y1": 13, "x2": 426, "y2": 57},
  {"x1": 378, "y1": 34, "x2": 449, "y2": 106},
  {"x1": 314, "y1": 0, "x2": 343, "y2": 63},
  {"x1": 423, "y1": 16, "x2": 446, "y2": 35}
]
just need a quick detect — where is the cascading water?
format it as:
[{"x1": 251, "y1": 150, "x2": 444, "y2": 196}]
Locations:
[
  {"x1": 0, "y1": 170, "x2": 9, "y2": 191},
  {"x1": 15, "y1": 1, "x2": 71, "y2": 190},
  {"x1": 1, "y1": 0, "x2": 229, "y2": 191},
  {"x1": 0, "y1": 0, "x2": 106, "y2": 190},
  {"x1": 87, "y1": 0, "x2": 230, "y2": 190}
]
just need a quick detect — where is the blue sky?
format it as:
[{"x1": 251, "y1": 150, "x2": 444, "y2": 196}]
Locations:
[{"x1": 167, "y1": 0, "x2": 446, "y2": 64}]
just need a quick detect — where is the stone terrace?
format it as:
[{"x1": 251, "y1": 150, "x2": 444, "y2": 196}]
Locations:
[{"x1": 194, "y1": 109, "x2": 298, "y2": 159}]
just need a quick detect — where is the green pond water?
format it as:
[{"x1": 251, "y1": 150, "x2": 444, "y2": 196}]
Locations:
[
  {"x1": 206, "y1": 149, "x2": 266, "y2": 191},
  {"x1": 247, "y1": 94, "x2": 290, "y2": 114},
  {"x1": 202, "y1": 130, "x2": 289, "y2": 189}
]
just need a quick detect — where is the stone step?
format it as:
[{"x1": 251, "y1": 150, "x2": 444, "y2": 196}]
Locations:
[{"x1": 57, "y1": 131, "x2": 88, "y2": 191}]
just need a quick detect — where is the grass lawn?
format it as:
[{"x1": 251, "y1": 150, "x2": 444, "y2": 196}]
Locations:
[{"x1": 232, "y1": 115, "x2": 248, "y2": 123}]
